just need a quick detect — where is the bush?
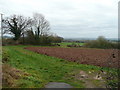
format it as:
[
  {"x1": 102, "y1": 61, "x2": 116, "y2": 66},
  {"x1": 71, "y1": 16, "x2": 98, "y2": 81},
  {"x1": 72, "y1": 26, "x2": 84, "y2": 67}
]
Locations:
[
  {"x1": 67, "y1": 43, "x2": 81, "y2": 48},
  {"x1": 51, "y1": 43, "x2": 61, "y2": 46},
  {"x1": 51, "y1": 36, "x2": 64, "y2": 43},
  {"x1": 2, "y1": 38, "x2": 21, "y2": 45},
  {"x1": 105, "y1": 70, "x2": 119, "y2": 88},
  {"x1": 84, "y1": 36, "x2": 119, "y2": 49},
  {"x1": 39, "y1": 35, "x2": 52, "y2": 45}
]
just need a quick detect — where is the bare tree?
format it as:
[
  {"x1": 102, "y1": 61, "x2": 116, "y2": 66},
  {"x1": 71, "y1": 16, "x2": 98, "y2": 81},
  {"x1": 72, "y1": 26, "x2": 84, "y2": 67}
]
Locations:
[
  {"x1": 3, "y1": 15, "x2": 32, "y2": 41},
  {"x1": 32, "y1": 13, "x2": 50, "y2": 37}
]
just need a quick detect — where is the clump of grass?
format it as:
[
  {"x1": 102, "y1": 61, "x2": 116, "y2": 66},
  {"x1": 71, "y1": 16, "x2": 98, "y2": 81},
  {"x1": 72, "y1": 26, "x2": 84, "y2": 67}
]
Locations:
[
  {"x1": 2, "y1": 64, "x2": 30, "y2": 88},
  {"x1": 105, "y1": 69, "x2": 119, "y2": 88},
  {"x1": 2, "y1": 48, "x2": 10, "y2": 63}
]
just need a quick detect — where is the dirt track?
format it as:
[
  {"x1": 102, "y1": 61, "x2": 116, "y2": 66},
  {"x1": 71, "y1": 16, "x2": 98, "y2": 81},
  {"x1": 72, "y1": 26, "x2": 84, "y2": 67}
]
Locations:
[{"x1": 25, "y1": 47, "x2": 119, "y2": 68}]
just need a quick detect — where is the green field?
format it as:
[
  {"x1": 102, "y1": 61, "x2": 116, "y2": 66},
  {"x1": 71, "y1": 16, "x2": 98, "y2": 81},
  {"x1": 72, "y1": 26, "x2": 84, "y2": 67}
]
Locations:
[
  {"x1": 57, "y1": 42, "x2": 85, "y2": 48},
  {"x1": 2, "y1": 45, "x2": 118, "y2": 88}
]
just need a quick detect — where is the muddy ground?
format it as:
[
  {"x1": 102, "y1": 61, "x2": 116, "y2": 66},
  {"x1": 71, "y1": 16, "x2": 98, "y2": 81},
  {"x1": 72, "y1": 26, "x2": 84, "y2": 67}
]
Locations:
[{"x1": 25, "y1": 47, "x2": 119, "y2": 68}]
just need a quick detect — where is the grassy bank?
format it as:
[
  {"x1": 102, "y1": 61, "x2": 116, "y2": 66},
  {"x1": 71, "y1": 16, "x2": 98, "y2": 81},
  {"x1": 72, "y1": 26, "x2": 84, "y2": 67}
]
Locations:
[{"x1": 2, "y1": 46, "x2": 118, "y2": 88}]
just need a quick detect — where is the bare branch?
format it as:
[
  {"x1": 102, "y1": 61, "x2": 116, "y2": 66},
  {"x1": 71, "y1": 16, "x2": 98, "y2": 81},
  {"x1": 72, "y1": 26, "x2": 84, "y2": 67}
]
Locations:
[
  {"x1": 3, "y1": 15, "x2": 32, "y2": 40},
  {"x1": 32, "y1": 13, "x2": 50, "y2": 37}
]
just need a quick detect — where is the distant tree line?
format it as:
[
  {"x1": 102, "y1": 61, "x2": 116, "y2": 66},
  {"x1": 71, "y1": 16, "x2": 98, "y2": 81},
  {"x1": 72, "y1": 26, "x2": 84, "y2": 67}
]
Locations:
[{"x1": 2, "y1": 13, "x2": 63, "y2": 45}]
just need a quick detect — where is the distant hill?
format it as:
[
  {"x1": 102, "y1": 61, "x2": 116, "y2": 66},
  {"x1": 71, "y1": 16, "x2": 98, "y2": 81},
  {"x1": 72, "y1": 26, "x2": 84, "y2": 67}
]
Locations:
[
  {"x1": 64, "y1": 37, "x2": 118, "y2": 42},
  {"x1": 64, "y1": 38, "x2": 97, "y2": 41}
]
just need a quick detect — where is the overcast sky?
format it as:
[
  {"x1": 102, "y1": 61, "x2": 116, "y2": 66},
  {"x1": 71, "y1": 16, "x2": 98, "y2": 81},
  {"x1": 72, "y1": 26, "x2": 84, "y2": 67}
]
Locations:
[{"x1": 0, "y1": 0, "x2": 119, "y2": 38}]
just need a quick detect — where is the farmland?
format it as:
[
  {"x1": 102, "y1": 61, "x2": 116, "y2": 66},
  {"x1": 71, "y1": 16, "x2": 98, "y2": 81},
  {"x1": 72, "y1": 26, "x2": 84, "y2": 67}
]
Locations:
[
  {"x1": 1, "y1": 1, "x2": 119, "y2": 88},
  {"x1": 2, "y1": 45, "x2": 119, "y2": 88},
  {"x1": 25, "y1": 47, "x2": 119, "y2": 68}
]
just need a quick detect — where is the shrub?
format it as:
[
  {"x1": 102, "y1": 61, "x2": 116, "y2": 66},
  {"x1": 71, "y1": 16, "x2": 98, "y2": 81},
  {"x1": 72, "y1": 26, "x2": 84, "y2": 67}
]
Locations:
[
  {"x1": 51, "y1": 36, "x2": 64, "y2": 43},
  {"x1": 39, "y1": 35, "x2": 52, "y2": 45},
  {"x1": 2, "y1": 38, "x2": 19, "y2": 45},
  {"x1": 84, "y1": 36, "x2": 119, "y2": 49},
  {"x1": 67, "y1": 43, "x2": 81, "y2": 48},
  {"x1": 24, "y1": 31, "x2": 64, "y2": 45}
]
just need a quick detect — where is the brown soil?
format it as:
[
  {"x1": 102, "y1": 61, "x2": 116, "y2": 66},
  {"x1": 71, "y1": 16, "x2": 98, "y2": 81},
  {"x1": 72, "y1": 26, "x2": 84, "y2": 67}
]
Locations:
[{"x1": 25, "y1": 47, "x2": 119, "y2": 68}]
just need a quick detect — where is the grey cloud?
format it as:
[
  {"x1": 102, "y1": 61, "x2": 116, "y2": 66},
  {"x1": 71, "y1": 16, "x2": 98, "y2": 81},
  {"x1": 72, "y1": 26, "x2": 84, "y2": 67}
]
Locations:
[{"x1": 0, "y1": 0, "x2": 118, "y2": 38}]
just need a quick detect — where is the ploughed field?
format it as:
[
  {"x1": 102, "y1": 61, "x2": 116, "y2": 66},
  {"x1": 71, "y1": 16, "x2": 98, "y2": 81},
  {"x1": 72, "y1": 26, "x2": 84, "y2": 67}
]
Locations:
[{"x1": 25, "y1": 47, "x2": 119, "y2": 68}]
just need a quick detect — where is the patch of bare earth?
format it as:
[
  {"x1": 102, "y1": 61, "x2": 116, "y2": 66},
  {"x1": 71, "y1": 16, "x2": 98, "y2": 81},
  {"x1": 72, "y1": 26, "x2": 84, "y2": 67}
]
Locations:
[
  {"x1": 65, "y1": 70, "x2": 107, "y2": 88},
  {"x1": 25, "y1": 47, "x2": 119, "y2": 68}
]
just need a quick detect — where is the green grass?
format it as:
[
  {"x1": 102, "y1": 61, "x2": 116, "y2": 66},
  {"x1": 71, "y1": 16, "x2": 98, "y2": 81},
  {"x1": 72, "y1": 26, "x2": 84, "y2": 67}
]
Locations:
[
  {"x1": 3, "y1": 45, "x2": 118, "y2": 88},
  {"x1": 57, "y1": 42, "x2": 85, "y2": 48}
]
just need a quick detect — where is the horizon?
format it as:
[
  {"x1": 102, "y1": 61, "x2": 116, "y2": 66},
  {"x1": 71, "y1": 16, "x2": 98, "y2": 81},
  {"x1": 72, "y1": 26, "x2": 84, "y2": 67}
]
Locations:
[{"x1": 3, "y1": 35, "x2": 119, "y2": 41}]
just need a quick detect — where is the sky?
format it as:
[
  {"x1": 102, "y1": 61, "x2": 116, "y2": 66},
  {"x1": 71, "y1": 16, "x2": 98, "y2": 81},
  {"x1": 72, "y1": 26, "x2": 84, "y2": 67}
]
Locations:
[{"x1": 0, "y1": 0, "x2": 119, "y2": 38}]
